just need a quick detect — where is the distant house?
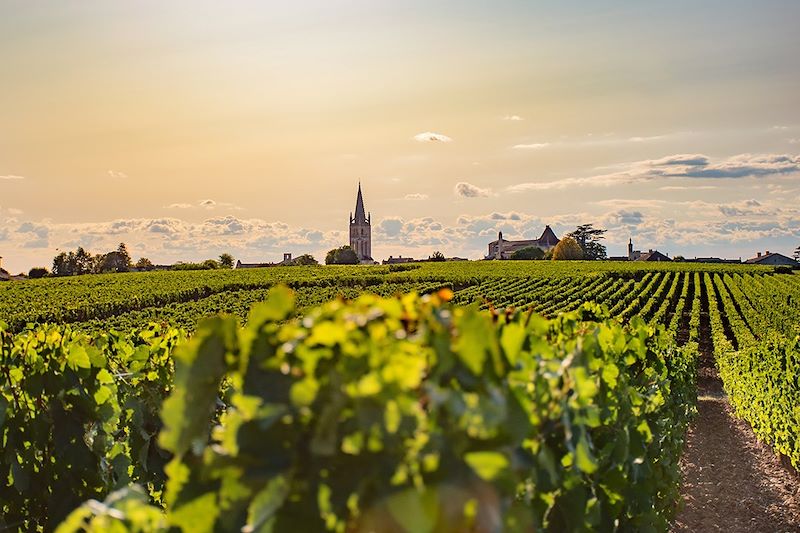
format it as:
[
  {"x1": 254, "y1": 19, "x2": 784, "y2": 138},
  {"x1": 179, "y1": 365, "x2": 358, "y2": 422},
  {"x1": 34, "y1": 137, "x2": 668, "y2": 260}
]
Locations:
[
  {"x1": 627, "y1": 239, "x2": 671, "y2": 262},
  {"x1": 383, "y1": 255, "x2": 415, "y2": 265},
  {"x1": 744, "y1": 251, "x2": 799, "y2": 267},
  {"x1": 684, "y1": 257, "x2": 742, "y2": 264},
  {"x1": 235, "y1": 253, "x2": 295, "y2": 269},
  {"x1": 486, "y1": 226, "x2": 560, "y2": 260}
]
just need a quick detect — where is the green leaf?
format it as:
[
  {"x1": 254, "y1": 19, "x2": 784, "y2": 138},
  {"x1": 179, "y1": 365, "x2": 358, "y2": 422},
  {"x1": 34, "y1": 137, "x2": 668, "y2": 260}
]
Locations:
[
  {"x1": 159, "y1": 317, "x2": 231, "y2": 456},
  {"x1": 67, "y1": 344, "x2": 91, "y2": 370},
  {"x1": 500, "y1": 322, "x2": 526, "y2": 365},
  {"x1": 93, "y1": 385, "x2": 112, "y2": 405},
  {"x1": 248, "y1": 286, "x2": 295, "y2": 325},
  {"x1": 290, "y1": 377, "x2": 319, "y2": 407},
  {"x1": 385, "y1": 488, "x2": 438, "y2": 533},
  {"x1": 169, "y1": 492, "x2": 219, "y2": 533},
  {"x1": 243, "y1": 475, "x2": 290, "y2": 533},
  {"x1": 464, "y1": 451, "x2": 509, "y2": 481},
  {"x1": 96, "y1": 368, "x2": 114, "y2": 385},
  {"x1": 575, "y1": 436, "x2": 598, "y2": 474}
]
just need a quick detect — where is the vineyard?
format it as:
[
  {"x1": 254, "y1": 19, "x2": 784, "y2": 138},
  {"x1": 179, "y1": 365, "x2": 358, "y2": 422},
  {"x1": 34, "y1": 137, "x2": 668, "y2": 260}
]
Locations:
[{"x1": 1, "y1": 261, "x2": 798, "y2": 531}]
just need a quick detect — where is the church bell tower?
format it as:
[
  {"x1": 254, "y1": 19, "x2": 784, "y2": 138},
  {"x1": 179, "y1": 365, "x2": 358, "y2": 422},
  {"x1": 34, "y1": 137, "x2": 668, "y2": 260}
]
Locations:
[{"x1": 349, "y1": 182, "x2": 372, "y2": 263}]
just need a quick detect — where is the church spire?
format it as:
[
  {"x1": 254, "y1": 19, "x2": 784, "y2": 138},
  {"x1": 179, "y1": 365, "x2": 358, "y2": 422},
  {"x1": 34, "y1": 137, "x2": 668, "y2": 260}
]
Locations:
[{"x1": 354, "y1": 181, "x2": 367, "y2": 224}]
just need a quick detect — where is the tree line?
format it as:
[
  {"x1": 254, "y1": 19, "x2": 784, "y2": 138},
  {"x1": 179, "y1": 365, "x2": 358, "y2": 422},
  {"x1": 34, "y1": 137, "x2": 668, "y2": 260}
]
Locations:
[{"x1": 508, "y1": 224, "x2": 607, "y2": 261}]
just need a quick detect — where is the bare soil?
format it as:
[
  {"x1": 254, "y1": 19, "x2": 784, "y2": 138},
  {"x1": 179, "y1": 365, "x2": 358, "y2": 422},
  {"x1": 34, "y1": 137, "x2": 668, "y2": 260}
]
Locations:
[{"x1": 672, "y1": 365, "x2": 800, "y2": 532}]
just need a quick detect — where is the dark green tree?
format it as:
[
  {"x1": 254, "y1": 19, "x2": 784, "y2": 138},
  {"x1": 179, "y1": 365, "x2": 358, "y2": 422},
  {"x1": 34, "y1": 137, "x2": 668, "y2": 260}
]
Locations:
[
  {"x1": 28, "y1": 267, "x2": 49, "y2": 279},
  {"x1": 218, "y1": 253, "x2": 234, "y2": 269},
  {"x1": 135, "y1": 257, "x2": 154, "y2": 271},
  {"x1": 794, "y1": 245, "x2": 799, "y2": 261},
  {"x1": 293, "y1": 254, "x2": 318, "y2": 266},
  {"x1": 116, "y1": 243, "x2": 132, "y2": 269},
  {"x1": 52, "y1": 251, "x2": 78, "y2": 276},
  {"x1": 511, "y1": 246, "x2": 544, "y2": 260},
  {"x1": 74, "y1": 247, "x2": 95, "y2": 274},
  {"x1": 325, "y1": 246, "x2": 359, "y2": 265},
  {"x1": 428, "y1": 251, "x2": 446, "y2": 262},
  {"x1": 566, "y1": 224, "x2": 607, "y2": 260},
  {"x1": 96, "y1": 251, "x2": 130, "y2": 273}
]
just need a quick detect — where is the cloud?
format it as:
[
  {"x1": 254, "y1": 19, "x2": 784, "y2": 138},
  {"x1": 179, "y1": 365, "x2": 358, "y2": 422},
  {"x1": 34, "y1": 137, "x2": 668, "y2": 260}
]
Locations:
[
  {"x1": 503, "y1": 115, "x2": 524, "y2": 121},
  {"x1": 605, "y1": 210, "x2": 645, "y2": 226},
  {"x1": 379, "y1": 218, "x2": 404, "y2": 237},
  {"x1": 413, "y1": 132, "x2": 452, "y2": 143},
  {"x1": 512, "y1": 143, "x2": 550, "y2": 150},
  {"x1": 0, "y1": 175, "x2": 25, "y2": 180},
  {"x1": 658, "y1": 185, "x2": 718, "y2": 191},
  {"x1": 454, "y1": 182, "x2": 491, "y2": 198},
  {"x1": 404, "y1": 193, "x2": 429, "y2": 200},
  {"x1": 628, "y1": 135, "x2": 667, "y2": 143},
  {"x1": 165, "y1": 199, "x2": 242, "y2": 210},
  {"x1": 507, "y1": 153, "x2": 800, "y2": 192},
  {"x1": 107, "y1": 170, "x2": 128, "y2": 179}
]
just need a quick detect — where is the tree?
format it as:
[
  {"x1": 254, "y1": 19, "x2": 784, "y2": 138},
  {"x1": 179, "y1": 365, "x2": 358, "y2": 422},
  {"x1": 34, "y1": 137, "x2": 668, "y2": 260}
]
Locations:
[
  {"x1": 135, "y1": 257, "x2": 154, "y2": 271},
  {"x1": 566, "y1": 224, "x2": 607, "y2": 260},
  {"x1": 52, "y1": 251, "x2": 80, "y2": 276},
  {"x1": 325, "y1": 246, "x2": 360, "y2": 265},
  {"x1": 293, "y1": 254, "x2": 318, "y2": 266},
  {"x1": 116, "y1": 243, "x2": 132, "y2": 270},
  {"x1": 552, "y1": 237, "x2": 584, "y2": 260},
  {"x1": 428, "y1": 251, "x2": 446, "y2": 262},
  {"x1": 202, "y1": 259, "x2": 220, "y2": 270},
  {"x1": 74, "y1": 247, "x2": 95, "y2": 275},
  {"x1": 511, "y1": 246, "x2": 544, "y2": 260},
  {"x1": 219, "y1": 253, "x2": 234, "y2": 269},
  {"x1": 28, "y1": 267, "x2": 49, "y2": 279},
  {"x1": 794, "y1": 246, "x2": 800, "y2": 261},
  {"x1": 96, "y1": 251, "x2": 130, "y2": 273}
]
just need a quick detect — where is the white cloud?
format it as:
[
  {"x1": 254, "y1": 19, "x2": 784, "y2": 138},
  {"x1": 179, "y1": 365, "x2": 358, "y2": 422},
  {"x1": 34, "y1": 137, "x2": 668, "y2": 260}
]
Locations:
[
  {"x1": 107, "y1": 170, "x2": 128, "y2": 179},
  {"x1": 628, "y1": 135, "x2": 667, "y2": 143},
  {"x1": 413, "y1": 132, "x2": 452, "y2": 143},
  {"x1": 511, "y1": 142, "x2": 550, "y2": 150},
  {"x1": 404, "y1": 193, "x2": 429, "y2": 200},
  {"x1": 454, "y1": 182, "x2": 491, "y2": 198},
  {"x1": 165, "y1": 199, "x2": 242, "y2": 210},
  {"x1": 503, "y1": 115, "x2": 524, "y2": 121},
  {"x1": 0, "y1": 175, "x2": 25, "y2": 180},
  {"x1": 507, "y1": 153, "x2": 800, "y2": 192},
  {"x1": 658, "y1": 185, "x2": 718, "y2": 191}
]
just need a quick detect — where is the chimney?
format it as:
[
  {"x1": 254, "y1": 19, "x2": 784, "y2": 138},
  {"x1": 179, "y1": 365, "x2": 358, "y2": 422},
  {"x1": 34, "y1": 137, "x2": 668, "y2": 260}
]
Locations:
[
  {"x1": 757, "y1": 252, "x2": 762, "y2": 258},
  {"x1": 765, "y1": 250, "x2": 770, "y2": 255},
  {"x1": 283, "y1": 252, "x2": 292, "y2": 262},
  {"x1": 648, "y1": 249, "x2": 653, "y2": 253}
]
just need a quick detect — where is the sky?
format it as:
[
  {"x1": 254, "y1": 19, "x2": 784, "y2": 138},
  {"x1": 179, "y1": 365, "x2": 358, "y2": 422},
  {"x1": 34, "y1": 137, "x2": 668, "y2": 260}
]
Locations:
[{"x1": 1, "y1": 0, "x2": 799, "y2": 272}]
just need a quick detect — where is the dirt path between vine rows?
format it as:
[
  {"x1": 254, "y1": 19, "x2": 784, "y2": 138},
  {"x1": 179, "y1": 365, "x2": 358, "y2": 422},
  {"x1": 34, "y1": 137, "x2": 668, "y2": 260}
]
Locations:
[{"x1": 672, "y1": 364, "x2": 800, "y2": 532}]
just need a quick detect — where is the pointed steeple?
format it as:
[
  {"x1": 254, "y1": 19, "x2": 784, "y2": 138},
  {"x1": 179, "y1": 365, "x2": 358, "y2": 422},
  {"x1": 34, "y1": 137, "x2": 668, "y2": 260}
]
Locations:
[{"x1": 354, "y1": 181, "x2": 367, "y2": 224}]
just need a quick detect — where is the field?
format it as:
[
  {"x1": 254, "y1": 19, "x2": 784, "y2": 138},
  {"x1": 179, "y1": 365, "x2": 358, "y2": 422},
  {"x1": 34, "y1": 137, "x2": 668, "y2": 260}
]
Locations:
[{"x1": 1, "y1": 261, "x2": 799, "y2": 531}]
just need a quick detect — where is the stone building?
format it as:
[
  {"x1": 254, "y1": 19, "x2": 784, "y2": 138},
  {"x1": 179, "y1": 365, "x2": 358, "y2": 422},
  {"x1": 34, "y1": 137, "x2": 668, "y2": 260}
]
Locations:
[
  {"x1": 486, "y1": 226, "x2": 560, "y2": 259},
  {"x1": 349, "y1": 182, "x2": 373, "y2": 263},
  {"x1": 745, "y1": 251, "x2": 799, "y2": 267},
  {"x1": 627, "y1": 239, "x2": 671, "y2": 262}
]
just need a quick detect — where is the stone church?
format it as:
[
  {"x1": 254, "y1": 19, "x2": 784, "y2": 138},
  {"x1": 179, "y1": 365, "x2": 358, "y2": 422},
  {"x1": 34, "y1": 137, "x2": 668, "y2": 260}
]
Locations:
[{"x1": 349, "y1": 182, "x2": 373, "y2": 263}]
